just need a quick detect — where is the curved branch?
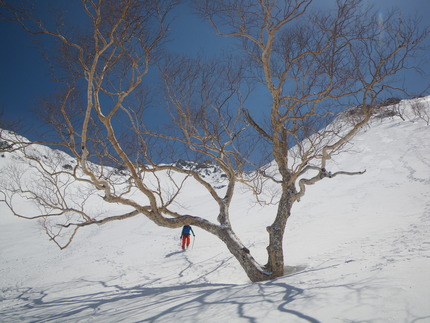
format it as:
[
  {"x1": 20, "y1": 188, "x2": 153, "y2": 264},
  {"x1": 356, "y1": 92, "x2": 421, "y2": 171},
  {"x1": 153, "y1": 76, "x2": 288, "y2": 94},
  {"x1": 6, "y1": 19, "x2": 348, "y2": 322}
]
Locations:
[{"x1": 296, "y1": 167, "x2": 366, "y2": 202}]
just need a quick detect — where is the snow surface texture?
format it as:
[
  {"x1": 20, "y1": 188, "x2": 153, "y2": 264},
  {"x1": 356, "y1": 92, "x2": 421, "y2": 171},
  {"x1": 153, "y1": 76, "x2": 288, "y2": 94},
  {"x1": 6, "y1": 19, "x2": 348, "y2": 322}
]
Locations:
[{"x1": 1, "y1": 98, "x2": 430, "y2": 322}]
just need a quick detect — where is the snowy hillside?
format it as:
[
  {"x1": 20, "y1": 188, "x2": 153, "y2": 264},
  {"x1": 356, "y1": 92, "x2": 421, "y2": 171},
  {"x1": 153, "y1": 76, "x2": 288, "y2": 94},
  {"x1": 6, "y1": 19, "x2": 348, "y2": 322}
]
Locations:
[{"x1": 1, "y1": 97, "x2": 430, "y2": 322}]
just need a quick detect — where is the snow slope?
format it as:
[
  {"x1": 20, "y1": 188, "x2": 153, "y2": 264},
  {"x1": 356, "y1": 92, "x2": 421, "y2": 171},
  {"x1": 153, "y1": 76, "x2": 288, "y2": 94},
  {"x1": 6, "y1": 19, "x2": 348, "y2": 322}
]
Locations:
[{"x1": 1, "y1": 97, "x2": 430, "y2": 322}]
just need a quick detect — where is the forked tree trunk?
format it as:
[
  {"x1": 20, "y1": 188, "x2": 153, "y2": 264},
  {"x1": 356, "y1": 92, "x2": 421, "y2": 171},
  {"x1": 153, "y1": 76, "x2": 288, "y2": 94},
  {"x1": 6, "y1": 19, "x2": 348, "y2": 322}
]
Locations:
[
  {"x1": 217, "y1": 190, "x2": 292, "y2": 282},
  {"x1": 217, "y1": 227, "x2": 271, "y2": 282}
]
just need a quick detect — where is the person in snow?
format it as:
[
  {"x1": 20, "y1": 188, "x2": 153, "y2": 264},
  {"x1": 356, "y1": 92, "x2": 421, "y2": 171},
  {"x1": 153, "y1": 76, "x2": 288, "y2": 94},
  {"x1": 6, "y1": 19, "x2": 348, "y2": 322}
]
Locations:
[{"x1": 180, "y1": 225, "x2": 195, "y2": 250}]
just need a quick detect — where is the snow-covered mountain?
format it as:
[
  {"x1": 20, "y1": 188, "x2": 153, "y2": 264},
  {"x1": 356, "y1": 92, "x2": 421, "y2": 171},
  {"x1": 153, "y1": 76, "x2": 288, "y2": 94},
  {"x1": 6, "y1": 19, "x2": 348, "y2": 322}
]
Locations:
[{"x1": 1, "y1": 97, "x2": 429, "y2": 322}]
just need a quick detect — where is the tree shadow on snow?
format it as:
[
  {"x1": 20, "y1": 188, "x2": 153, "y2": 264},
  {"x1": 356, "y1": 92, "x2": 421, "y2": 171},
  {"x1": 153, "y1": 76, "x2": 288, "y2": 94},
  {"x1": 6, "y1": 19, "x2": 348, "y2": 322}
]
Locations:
[
  {"x1": 9, "y1": 261, "x2": 425, "y2": 322},
  {"x1": 0, "y1": 276, "x2": 320, "y2": 323}
]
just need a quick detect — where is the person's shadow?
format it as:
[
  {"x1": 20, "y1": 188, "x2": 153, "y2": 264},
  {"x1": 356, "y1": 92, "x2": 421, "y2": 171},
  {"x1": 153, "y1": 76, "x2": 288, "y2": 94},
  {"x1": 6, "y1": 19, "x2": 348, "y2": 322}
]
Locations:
[{"x1": 165, "y1": 250, "x2": 184, "y2": 258}]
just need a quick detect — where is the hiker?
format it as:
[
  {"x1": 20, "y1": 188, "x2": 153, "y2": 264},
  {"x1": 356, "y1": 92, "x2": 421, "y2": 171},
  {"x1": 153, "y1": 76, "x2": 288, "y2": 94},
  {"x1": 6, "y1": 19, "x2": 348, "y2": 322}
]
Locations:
[{"x1": 180, "y1": 225, "x2": 195, "y2": 250}]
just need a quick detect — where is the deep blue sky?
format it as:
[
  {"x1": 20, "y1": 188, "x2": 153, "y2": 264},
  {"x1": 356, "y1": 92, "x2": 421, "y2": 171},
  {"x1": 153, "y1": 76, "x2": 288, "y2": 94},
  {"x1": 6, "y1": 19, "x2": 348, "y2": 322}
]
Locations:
[{"x1": 1, "y1": 0, "x2": 429, "y2": 142}]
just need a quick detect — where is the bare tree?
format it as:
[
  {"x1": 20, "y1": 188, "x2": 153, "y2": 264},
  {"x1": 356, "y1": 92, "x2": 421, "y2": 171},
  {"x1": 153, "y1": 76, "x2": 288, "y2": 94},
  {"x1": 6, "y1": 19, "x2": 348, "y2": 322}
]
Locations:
[
  {"x1": 410, "y1": 99, "x2": 430, "y2": 125},
  {"x1": 188, "y1": 0, "x2": 429, "y2": 280},
  {"x1": 0, "y1": 0, "x2": 428, "y2": 282}
]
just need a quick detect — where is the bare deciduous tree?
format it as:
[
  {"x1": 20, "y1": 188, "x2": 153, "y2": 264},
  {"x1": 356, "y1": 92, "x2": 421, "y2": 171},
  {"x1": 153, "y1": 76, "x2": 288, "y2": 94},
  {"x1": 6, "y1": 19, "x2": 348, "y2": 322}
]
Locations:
[
  {"x1": 0, "y1": 0, "x2": 428, "y2": 282},
  {"x1": 410, "y1": 99, "x2": 430, "y2": 125},
  {"x1": 190, "y1": 0, "x2": 429, "y2": 280}
]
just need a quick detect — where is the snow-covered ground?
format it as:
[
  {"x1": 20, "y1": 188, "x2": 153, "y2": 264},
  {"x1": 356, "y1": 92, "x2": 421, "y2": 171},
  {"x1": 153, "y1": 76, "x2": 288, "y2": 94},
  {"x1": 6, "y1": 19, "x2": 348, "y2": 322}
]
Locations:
[{"x1": 1, "y1": 98, "x2": 430, "y2": 322}]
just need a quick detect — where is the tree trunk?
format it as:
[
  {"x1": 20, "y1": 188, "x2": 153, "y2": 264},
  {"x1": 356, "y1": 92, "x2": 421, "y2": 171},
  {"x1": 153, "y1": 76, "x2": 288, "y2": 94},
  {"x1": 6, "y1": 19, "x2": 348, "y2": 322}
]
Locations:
[
  {"x1": 216, "y1": 189, "x2": 293, "y2": 282},
  {"x1": 265, "y1": 189, "x2": 292, "y2": 279},
  {"x1": 218, "y1": 227, "x2": 272, "y2": 282}
]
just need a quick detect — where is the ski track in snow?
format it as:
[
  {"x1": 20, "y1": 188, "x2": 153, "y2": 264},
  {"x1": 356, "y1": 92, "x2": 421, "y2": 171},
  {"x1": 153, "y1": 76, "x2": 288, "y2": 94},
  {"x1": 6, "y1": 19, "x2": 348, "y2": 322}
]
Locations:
[{"x1": 1, "y1": 98, "x2": 430, "y2": 322}]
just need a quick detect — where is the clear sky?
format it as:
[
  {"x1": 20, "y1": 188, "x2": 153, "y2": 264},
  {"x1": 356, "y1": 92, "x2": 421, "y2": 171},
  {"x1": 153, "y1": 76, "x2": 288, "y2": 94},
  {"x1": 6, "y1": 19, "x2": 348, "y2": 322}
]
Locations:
[{"x1": 0, "y1": 0, "x2": 429, "y2": 142}]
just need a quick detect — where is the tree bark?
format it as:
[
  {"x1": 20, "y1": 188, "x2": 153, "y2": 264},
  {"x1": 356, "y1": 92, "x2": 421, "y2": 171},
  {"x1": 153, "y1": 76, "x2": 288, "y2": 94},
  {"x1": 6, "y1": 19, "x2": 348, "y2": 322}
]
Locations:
[
  {"x1": 265, "y1": 188, "x2": 292, "y2": 279},
  {"x1": 217, "y1": 226, "x2": 271, "y2": 282}
]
